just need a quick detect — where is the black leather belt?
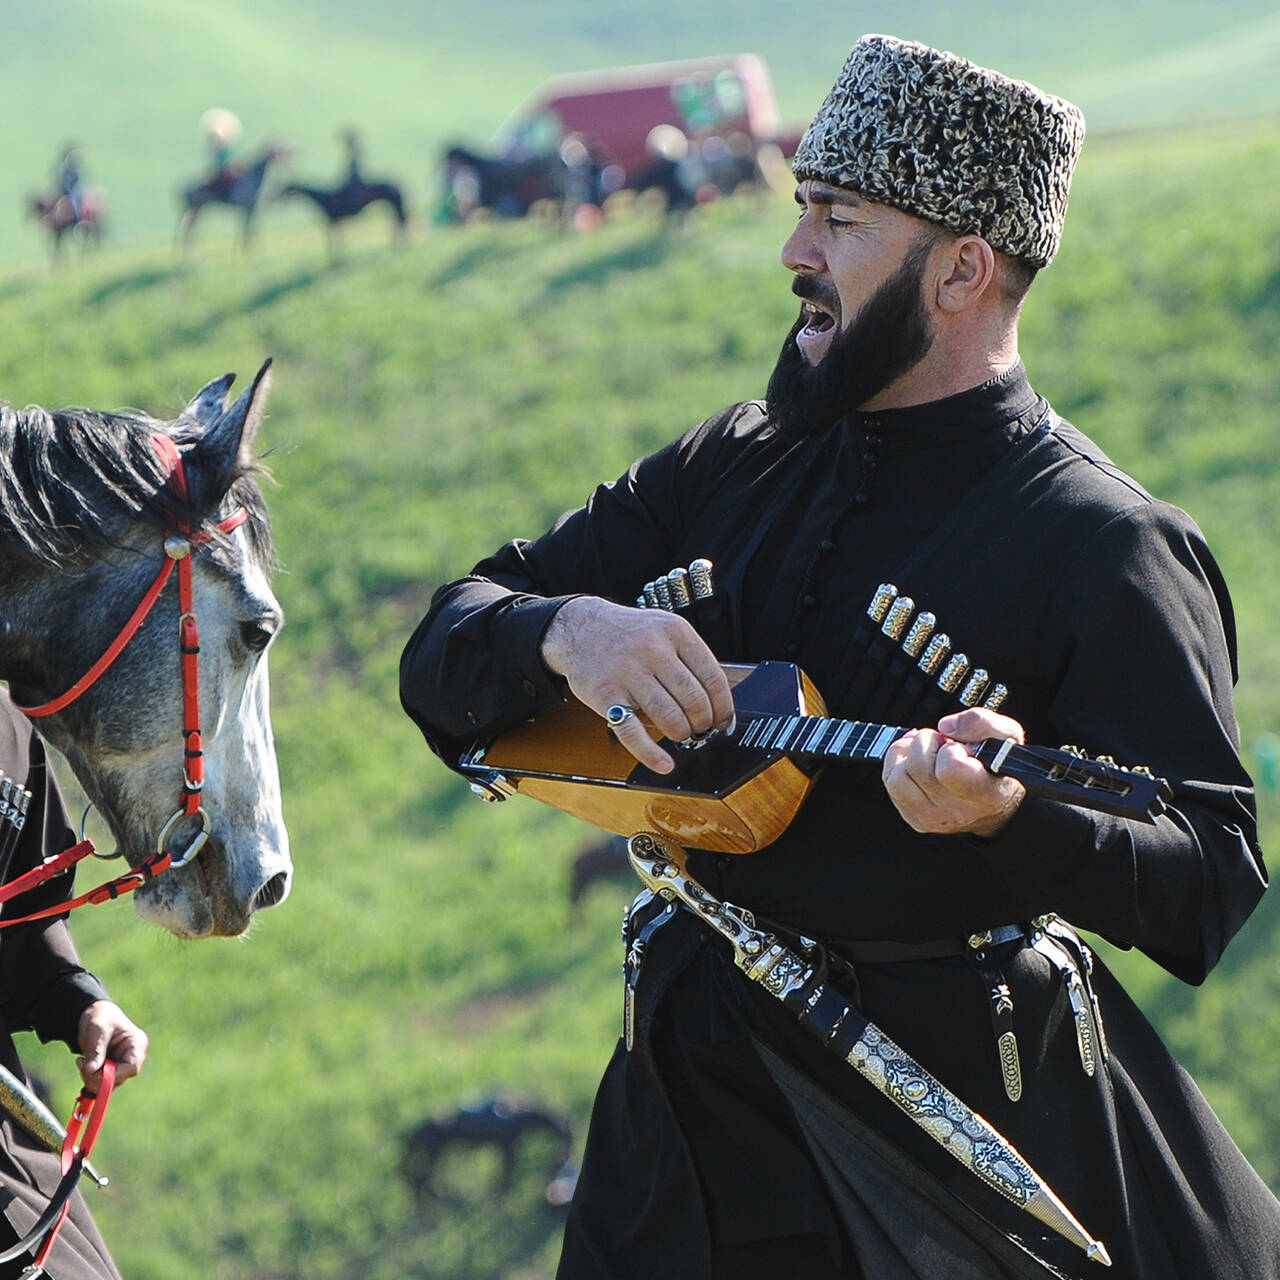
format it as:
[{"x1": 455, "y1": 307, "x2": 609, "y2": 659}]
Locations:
[{"x1": 832, "y1": 923, "x2": 1025, "y2": 964}]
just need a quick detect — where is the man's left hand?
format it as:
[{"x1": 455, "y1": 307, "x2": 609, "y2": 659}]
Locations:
[
  {"x1": 76, "y1": 1000, "x2": 148, "y2": 1091},
  {"x1": 882, "y1": 708, "x2": 1027, "y2": 838}
]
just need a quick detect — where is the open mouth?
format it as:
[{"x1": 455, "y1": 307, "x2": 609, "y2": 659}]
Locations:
[
  {"x1": 195, "y1": 855, "x2": 214, "y2": 901},
  {"x1": 795, "y1": 302, "x2": 838, "y2": 364}
]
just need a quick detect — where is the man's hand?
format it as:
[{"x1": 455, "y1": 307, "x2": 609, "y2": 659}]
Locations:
[
  {"x1": 540, "y1": 596, "x2": 735, "y2": 774},
  {"x1": 882, "y1": 708, "x2": 1027, "y2": 838},
  {"x1": 76, "y1": 1000, "x2": 148, "y2": 1091}
]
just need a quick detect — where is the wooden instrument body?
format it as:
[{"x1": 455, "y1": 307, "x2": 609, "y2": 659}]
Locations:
[
  {"x1": 459, "y1": 661, "x2": 1171, "y2": 850},
  {"x1": 462, "y1": 663, "x2": 827, "y2": 853}
]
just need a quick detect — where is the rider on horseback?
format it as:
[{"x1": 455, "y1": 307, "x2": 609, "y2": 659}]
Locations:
[
  {"x1": 54, "y1": 146, "x2": 85, "y2": 221},
  {"x1": 201, "y1": 107, "x2": 242, "y2": 198}
]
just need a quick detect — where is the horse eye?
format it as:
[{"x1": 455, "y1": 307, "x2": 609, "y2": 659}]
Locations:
[{"x1": 239, "y1": 619, "x2": 276, "y2": 653}]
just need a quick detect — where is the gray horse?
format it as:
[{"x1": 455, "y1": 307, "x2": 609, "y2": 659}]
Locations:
[{"x1": 0, "y1": 363, "x2": 291, "y2": 937}]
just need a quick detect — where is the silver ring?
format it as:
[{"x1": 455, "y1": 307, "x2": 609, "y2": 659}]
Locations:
[
  {"x1": 156, "y1": 806, "x2": 212, "y2": 868},
  {"x1": 605, "y1": 704, "x2": 635, "y2": 729},
  {"x1": 80, "y1": 804, "x2": 125, "y2": 860}
]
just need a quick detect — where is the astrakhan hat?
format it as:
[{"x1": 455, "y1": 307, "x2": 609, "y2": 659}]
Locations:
[{"x1": 792, "y1": 34, "x2": 1086, "y2": 267}]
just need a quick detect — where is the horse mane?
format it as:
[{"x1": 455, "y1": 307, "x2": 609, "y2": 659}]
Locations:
[{"x1": 0, "y1": 401, "x2": 274, "y2": 570}]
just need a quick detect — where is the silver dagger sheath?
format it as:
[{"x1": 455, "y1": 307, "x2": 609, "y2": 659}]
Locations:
[
  {"x1": 625, "y1": 831, "x2": 1111, "y2": 1268},
  {"x1": 0, "y1": 1063, "x2": 108, "y2": 1189}
]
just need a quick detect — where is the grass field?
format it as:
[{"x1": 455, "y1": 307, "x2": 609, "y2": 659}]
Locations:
[{"x1": 1, "y1": 82, "x2": 1279, "y2": 1280}]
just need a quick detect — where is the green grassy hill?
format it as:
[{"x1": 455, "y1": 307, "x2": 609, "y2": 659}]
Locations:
[
  {"x1": 1, "y1": 115, "x2": 1279, "y2": 1278},
  {"x1": 6, "y1": 0, "x2": 1280, "y2": 264}
]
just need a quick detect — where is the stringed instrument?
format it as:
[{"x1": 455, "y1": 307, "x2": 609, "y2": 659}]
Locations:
[{"x1": 459, "y1": 662, "x2": 1172, "y2": 853}]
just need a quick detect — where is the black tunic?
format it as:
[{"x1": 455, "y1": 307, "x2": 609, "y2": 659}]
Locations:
[
  {"x1": 400, "y1": 365, "x2": 1280, "y2": 1279},
  {"x1": 0, "y1": 695, "x2": 122, "y2": 1280}
]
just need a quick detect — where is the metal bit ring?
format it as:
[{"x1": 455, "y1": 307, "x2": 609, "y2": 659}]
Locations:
[{"x1": 605, "y1": 705, "x2": 636, "y2": 729}]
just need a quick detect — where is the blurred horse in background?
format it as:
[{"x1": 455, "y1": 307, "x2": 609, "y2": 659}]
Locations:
[
  {"x1": 277, "y1": 174, "x2": 408, "y2": 260},
  {"x1": 177, "y1": 143, "x2": 292, "y2": 253},
  {"x1": 440, "y1": 145, "x2": 569, "y2": 222},
  {"x1": 568, "y1": 835, "x2": 633, "y2": 919},
  {"x1": 26, "y1": 189, "x2": 105, "y2": 259},
  {"x1": 401, "y1": 1094, "x2": 574, "y2": 1206}
]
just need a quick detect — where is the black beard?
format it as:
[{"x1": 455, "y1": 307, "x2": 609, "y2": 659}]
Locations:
[{"x1": 766, "y1": 236, "x2": 937, "y2": 439}]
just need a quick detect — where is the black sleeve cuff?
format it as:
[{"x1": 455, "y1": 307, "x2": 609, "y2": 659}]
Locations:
[
  {"x1": 969, "y1": 792, "x2": 1101, "y2": 893},
  {"x1": 31, "y1": 968, "x2": 112, "y2": 1052}
]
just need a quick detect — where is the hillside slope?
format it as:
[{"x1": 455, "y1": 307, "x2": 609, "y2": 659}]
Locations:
[
  {"x1": 1, "y1": 117, "x2": 1278, "y2": 1278},
  {"x1": 6, "y1": 0, "x2": 1280, "y2": 264}
]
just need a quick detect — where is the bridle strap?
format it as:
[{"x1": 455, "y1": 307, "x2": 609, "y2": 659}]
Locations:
[
  {"x1": 16, "y1": 558, "x2": 178, "y2": 719},
  {"x1": 14, "y1": 435, "x2": 245, "y2": 722}
]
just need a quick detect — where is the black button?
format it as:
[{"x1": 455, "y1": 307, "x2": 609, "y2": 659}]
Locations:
[
  {"x1": 718, "y1": 856, "x2": 732, "y2": 872},
  {"x1": 522, "y1": 678, "x2": 537, "y2": 697},
  {"x1": 862, "y1": 450, "x2": 877, "y2": 464},
  {"x1": 784, "y1": 642, "x2": 800, "y2": 656},
  {"x1": 819, "y1": 538, "x2": 835, "y2": 553},
  {"x1": 854, "y1": 492, "x2": 869, "y2": 507},
  {"x1": 802, "y1": 594, "x2": 816, "y2": 608}
]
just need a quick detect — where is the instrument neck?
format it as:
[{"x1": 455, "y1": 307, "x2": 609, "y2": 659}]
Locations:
[{"x1": 733, "y1": 712, "x2": 903, "y2": 762}]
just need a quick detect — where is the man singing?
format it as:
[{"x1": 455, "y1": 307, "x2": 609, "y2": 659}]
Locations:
[{"x1": 402, "y1": 34, "x2": 1280, "y2": 1279}]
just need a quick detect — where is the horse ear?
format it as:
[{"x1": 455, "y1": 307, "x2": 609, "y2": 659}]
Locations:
[
  {"x1": 182, "y1": 372, "x2": 237, "y2": 427},
  {"x1": 191, "y1": 359, "x2": 273, "y2": 501}
]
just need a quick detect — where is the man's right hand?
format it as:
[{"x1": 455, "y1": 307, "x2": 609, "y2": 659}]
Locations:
[{"x1": 539, "y1": 597, "x2": 735, "y2": 774}]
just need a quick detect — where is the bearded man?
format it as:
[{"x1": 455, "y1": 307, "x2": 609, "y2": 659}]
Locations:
[{"x1": 401, "y1": 34, "x2": 1280, "y2": 1279}]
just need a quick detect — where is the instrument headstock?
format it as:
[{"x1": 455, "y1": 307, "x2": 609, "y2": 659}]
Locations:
[{"x1": 974, "y1": 739, "x2": 1172, "y2": 824}]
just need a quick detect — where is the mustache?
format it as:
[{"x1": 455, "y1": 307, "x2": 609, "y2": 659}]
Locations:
[{"x1": 790, "y1": 273, "x2": 840, "y2": 317}]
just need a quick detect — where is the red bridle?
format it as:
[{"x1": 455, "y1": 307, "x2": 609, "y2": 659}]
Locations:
[{"x1": 3, "y1": 433, "x2": 247, "y2": 926}]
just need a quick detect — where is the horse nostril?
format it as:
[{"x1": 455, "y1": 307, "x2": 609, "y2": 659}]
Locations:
[{"x1": 252, "y1": 872, "x2": 290, "y2": 912}]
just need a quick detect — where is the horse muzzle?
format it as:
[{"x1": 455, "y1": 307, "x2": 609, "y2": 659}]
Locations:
[{"x1": 135, "y1": 824, "x2": 292, "y2": 938}]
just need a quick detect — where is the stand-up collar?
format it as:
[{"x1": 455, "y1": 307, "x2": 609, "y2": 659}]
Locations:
[{"x1": 844, "y1": 362, "x2": 1044, "y2": 448}]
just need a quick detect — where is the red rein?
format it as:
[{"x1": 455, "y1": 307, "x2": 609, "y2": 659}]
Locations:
[{"x1": 0, "y1": 1061, "x2": 116, "y2": 1271}]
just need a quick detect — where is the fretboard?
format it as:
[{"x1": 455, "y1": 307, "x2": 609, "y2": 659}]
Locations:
[{"x1": 734, "y1": 713, "x2": 904, "y2": 762}]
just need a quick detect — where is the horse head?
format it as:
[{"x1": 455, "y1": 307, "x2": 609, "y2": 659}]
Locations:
[{"x1": 0, "y1": 364, "x2": 291, "y2": 938}]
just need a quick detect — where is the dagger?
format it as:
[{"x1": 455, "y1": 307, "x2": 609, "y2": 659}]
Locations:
[{"x1": 625, "y1": 831, "x2": 1111, "y2": 1267}]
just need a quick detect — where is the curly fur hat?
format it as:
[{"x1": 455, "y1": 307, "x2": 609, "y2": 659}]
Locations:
[{"x1": 793, "y1": 35, "x2": 1086, "y2": 267}]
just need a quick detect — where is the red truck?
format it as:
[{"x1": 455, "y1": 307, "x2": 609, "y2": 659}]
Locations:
[{"x1": 440, "y1": 53, "x2": 798, "y2": 221}]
